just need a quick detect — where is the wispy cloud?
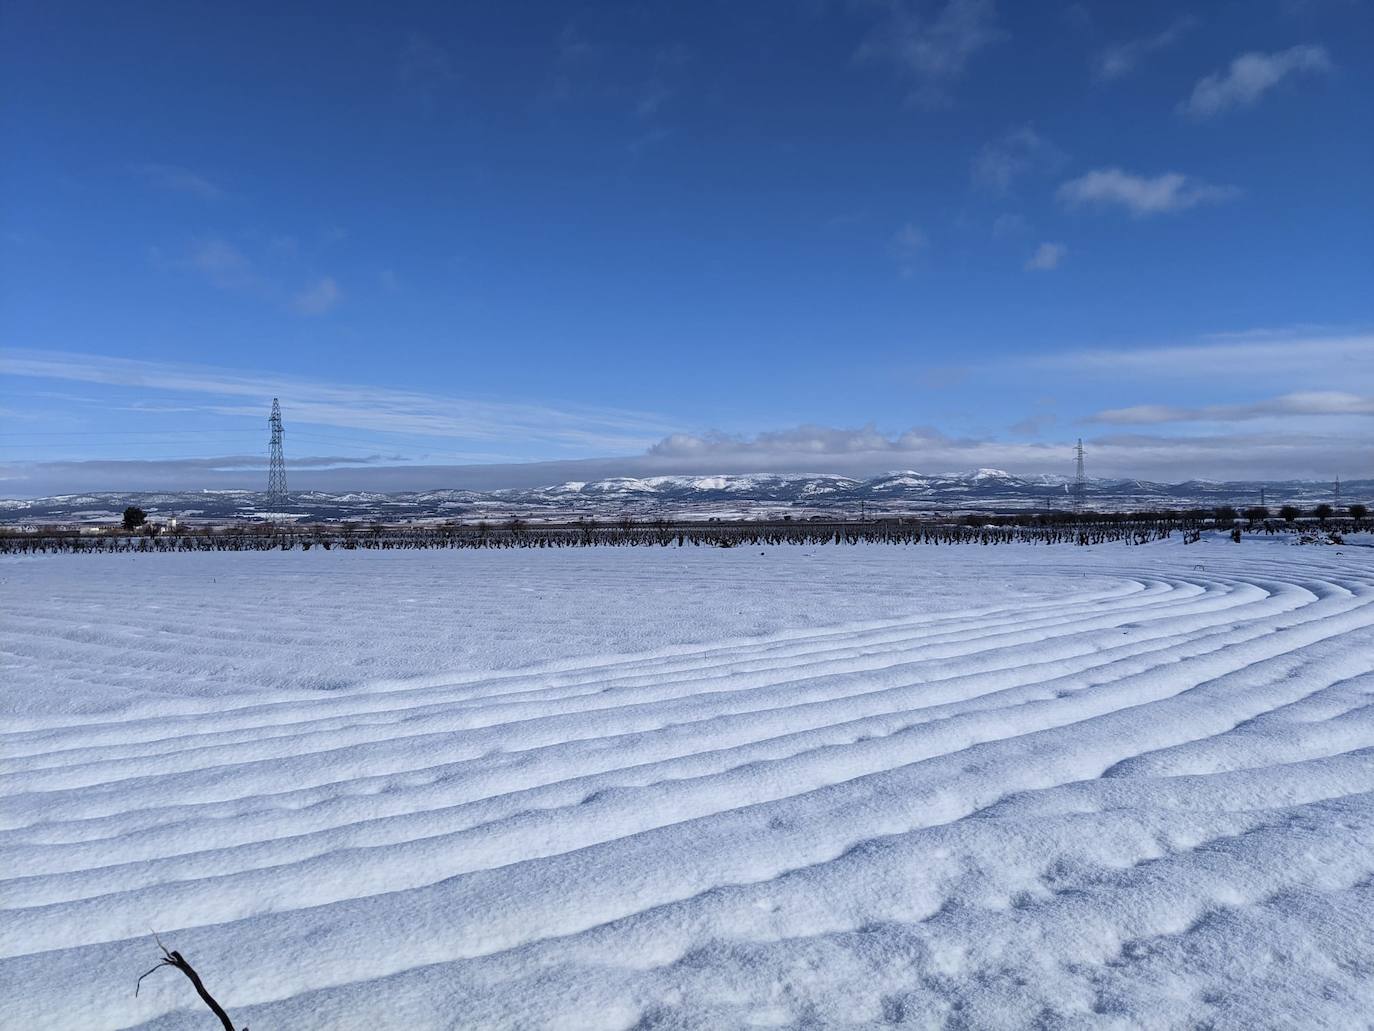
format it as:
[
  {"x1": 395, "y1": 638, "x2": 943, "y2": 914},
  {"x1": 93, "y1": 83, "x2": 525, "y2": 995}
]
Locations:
[
  {"x1": 1093, "y1": 16, "x2": 1195, "y2": 81},
  {"x1": 188, "y1": 238, "x2": 258, "y2": 290},
  {"x1": 971, "y1": 126, "x2": 1066, "y2": 194},
  {"x1": 290, "y1": 276, "x2": 342, "y2": 316},
  {"x1": 1090, "y1": 391, "x2": 1374, "y2": 424},
  {"x1": 1057, "y1": 168, "x2": 1239, "y2": 216},
  {"x1": 556, "y1": 22, "x2": 600, "y2": 66},
  {"x1": 1009, "y1": 413, "x2": 1056, "y2": 435},
  {"x1": 0, "y1": 350, "x2": 676, "y2": 455},
  {"x1": 33, "y1": 453, "x2": 400, "y2": 470},
  {"x1": 634, "y1": 44, "x2": 689, "y2": 120},
  {"x1": 129, "y1": 163, "x2": 224, "y2": 200},
  {"x1": 858, "y1": 0, "x2": 1002, "y2": 107},
  {"x1": 1025, "y1": 241, "x2": 1066, "y2": 271},
  {"x1": 1032, "y1": 332, "x2": 1374, "y2": 381},
  {"x1": 160, "y1": 238, "x2": 346, "y2": 318},
  {"x1": 1180, "y1": 44, "x2": 1332, "y2": 119},
  {"x1": 9, "y1": 332, "x2": 1371, "y2": 492},
  {"x1": 5, "y1": 425, "x2": 1366, "y2": 494}
]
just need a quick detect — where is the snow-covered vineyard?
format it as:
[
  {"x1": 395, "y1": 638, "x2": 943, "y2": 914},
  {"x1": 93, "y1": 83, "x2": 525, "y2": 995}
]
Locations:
[{"x1": 2, "y1": 539, "x2": 1372, "y2": 1028}]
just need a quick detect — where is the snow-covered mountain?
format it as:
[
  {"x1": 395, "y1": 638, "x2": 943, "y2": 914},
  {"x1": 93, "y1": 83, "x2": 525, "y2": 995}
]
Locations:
[
  {"x1": 489, "y1": 474, "x2": 860, "y2": 504},
  {"x1": 2, "y1": 470, "x2": 1362, "y2": 525}
]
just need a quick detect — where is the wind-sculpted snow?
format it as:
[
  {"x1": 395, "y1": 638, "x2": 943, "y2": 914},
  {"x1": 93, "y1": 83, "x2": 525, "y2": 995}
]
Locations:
[{"x1": 1, "y1": 542, "x2": 1372, "y2": 1028}]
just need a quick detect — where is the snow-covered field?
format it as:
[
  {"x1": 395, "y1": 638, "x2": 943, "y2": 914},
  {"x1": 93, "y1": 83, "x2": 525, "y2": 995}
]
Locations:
[{"x1": 2, "y1": 539, "x2": 1372, "y2": 1029}]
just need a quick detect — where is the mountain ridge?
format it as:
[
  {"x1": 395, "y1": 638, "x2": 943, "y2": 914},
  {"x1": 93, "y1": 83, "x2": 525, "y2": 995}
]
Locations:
[{"x1": 2, "y1": 470, "x2": 1362, "y2": 524}]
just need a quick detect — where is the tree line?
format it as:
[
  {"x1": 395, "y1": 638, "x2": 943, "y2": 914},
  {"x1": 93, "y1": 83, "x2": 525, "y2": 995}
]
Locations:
[{"x1": 2, "y1": 504, "x2": 1365, "y2": 555}]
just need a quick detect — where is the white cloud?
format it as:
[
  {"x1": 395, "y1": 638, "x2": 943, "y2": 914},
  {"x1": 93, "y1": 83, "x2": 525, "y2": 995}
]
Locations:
[
  {"x1": 1180, "y1": 45, "x2": 1331, "y2": 119},
  {"x1": 651, "y1": 425, "x2": 923, "y2": 458},
  {"x1": 1090, "y1": 391, "x2": 1374, "y2": 424},
  {"x1": 858, "y1": 0, "x2": 1001, "y2": 107},
  {"x1": 291, "y1": 276, "x2": 342, "y2": 316},
  {"x1": 1057, "y1": 168, "x2": 1239, "y2": 216},
  {"x1": 1025, "y1": 242, "x2": 1066, "y2": 271},
  {"x1": 643, "y1": 424, "x2": 1096, "y2": 476},
  {"x1": 1094, "y1": 17, "x2": 1195, "y2": 81},
  {"x1": 971, "y1": 126, "x2": 1065, "y2": 193},
  {"x1": 129, "y1": 163, "x2": 224, "y2": 199}
]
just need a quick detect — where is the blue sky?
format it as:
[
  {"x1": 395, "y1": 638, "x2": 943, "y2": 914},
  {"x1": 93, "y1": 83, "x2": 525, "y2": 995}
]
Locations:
[{"x1": 2, "y1": 0, "x2": 1371, "y2": 495}]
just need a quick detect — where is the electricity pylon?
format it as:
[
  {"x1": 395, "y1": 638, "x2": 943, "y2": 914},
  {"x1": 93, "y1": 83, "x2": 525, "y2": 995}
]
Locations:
[
  {"x1": 1071, "y1": 438, "x2": 1086, "y2": 513},
  {"x1": 267, "y1": 398, "x2": 288, "y2": 509}
]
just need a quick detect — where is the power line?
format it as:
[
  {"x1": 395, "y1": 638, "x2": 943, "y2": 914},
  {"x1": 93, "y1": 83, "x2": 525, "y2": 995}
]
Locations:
[
  {"x1": 5, "y1": 423, "x2": 501, "y2": 466},
  {"x1": 2, "y1": 438, "x2": 259, "y2": 451},
  {"x1": 6, "y1": 427, "x2": 478, "y2": 458},
  {"x1": 0, "y1": 429, "x2": 263, "y2": 438}
]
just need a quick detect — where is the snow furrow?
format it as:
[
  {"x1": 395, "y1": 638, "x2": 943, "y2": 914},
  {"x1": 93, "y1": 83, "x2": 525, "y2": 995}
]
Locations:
[{"x1": 1, "y1": 543, "x2": 1372, "y2": 1029}]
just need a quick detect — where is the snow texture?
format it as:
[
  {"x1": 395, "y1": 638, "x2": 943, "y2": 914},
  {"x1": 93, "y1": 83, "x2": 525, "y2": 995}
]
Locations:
[{"x1": 1, "y1": 539, "x2": 1372, "y2": 1029}]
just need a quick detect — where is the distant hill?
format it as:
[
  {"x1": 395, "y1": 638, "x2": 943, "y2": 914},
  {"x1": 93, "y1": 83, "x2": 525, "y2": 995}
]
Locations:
[{"x1": 2, "y1": 470, "x2": 1362, "y2": 525}]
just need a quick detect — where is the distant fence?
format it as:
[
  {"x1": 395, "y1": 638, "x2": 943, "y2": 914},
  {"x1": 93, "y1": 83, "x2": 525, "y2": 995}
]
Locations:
[{"x1": 2, "y1": 513, "x2": 1361, "y2": 554}]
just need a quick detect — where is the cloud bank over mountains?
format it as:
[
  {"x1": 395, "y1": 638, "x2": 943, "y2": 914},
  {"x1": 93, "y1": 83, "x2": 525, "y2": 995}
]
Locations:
[
  {"x1": 3, "y1": 427, "x2": 1362, "y2": 497},
  {"x1": 4, "y1": 331, "x2": 1370, "y2": 495}
]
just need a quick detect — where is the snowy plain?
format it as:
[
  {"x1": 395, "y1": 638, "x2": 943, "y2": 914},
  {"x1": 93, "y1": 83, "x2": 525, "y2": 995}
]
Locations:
[{"x1": 1, "y1": 538, "x2": 1372, "y2": 1029}]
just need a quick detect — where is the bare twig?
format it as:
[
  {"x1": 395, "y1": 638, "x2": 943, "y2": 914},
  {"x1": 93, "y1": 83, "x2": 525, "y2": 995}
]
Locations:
[{"x1": 136, "y1": 934, "x2": 244, "y2": 1031}]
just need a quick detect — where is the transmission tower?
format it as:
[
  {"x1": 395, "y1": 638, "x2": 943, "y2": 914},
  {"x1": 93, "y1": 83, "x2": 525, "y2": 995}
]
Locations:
[
  {"x1": 267, "y1": 398, "x2": 288, "y2": 509},
  {"x1": 1071, "y1": 438, "x2": 1087, "y2": 512}
]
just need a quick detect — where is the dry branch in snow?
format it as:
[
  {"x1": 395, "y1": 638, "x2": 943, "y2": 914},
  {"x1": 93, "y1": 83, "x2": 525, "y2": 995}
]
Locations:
[{"x1": 136, "y1": 935, "x2": 243, "y2": 1031}]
